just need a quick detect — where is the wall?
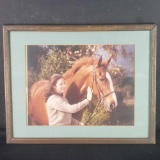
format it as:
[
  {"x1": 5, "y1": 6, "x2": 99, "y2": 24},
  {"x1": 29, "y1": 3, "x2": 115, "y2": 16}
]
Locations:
[{"x1": 0, "y1": 0, "x2": 159, "y2": 159}]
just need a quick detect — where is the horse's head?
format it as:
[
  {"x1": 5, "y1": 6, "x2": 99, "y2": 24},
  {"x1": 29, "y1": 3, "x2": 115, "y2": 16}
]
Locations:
[
  {"x1": 64, "y1": 55, "x2": 117, "y2": 113},
  {"x1": 87, "y1": 56, "x2": 118, "y2": 112}
]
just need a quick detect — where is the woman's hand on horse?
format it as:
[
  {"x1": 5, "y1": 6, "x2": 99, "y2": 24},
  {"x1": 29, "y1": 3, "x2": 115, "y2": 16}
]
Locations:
[{"x1": 87, "y1": 87, "x2": 93, "y2": 102}]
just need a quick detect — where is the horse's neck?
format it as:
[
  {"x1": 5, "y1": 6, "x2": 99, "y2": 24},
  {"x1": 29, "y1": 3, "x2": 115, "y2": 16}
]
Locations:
[
  {"x1": 64, "y1": 66, "x2": 91, "y2": 104},
  {"x1": 65, "y1": 83, "x2": 84, "y2": 104}
]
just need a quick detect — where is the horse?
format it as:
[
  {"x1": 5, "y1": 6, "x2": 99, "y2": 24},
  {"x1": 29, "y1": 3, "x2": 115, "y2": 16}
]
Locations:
[{"x1": 28, "y1": 56, "x2": 117, "y2": 125}]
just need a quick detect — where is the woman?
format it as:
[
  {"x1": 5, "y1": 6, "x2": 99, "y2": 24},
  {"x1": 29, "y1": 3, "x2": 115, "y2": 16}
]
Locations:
[{"x1": 45, "y1": 74, "x2": 92, "y2": 126}]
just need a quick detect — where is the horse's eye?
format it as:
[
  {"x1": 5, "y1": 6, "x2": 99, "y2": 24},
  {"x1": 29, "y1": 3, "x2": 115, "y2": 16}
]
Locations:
[{"x1": 99, "y1": 78, "x2": 106, "y2": 81}]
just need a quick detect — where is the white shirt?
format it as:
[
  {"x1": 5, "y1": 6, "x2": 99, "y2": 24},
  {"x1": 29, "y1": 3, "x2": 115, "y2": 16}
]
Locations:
[{"x1": 46, "y1": 94, "x2": 89, "y2": 126}]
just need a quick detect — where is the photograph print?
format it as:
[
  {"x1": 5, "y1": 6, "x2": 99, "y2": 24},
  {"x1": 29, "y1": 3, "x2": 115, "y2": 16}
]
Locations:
[{"x1": 27, "y1": 44, "x2": 135, "y2": 126}]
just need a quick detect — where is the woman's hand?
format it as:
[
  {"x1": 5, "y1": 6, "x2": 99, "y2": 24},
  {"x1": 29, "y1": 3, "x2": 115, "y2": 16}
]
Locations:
[
  {"x1": 87, "y1": 87, "x2": 93, "y2": 102},
  {"x1": 79, "y1": 122, "x2": 84, "y2": 126}
]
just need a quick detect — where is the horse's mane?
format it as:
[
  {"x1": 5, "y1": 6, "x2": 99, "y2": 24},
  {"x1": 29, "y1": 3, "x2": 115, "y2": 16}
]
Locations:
[{"x1": 63, "y1": 56, "x2": 96, "y2": 79}]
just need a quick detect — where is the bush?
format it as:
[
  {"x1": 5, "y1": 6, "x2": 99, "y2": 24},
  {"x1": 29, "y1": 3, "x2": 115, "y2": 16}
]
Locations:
[
  {"x1": 81, "y1": 95, "x2": 110, "y2": 125},
  {"x1": 38, "y1": 51, "x2": 71, "y2": 80}
]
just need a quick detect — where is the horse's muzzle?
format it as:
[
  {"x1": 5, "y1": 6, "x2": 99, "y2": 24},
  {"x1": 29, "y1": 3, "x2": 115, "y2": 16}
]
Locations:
[{"x1": 104, "y1": 102, "x2": 117, "y2": 112}]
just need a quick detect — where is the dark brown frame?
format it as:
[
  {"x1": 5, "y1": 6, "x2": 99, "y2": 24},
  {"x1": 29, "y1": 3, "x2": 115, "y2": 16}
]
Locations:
[{"x1": 3, "y1": 24, "x2": 157, "y2": 144}]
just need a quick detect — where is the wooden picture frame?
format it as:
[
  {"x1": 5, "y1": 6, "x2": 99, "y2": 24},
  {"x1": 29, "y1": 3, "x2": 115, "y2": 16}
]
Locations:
[{"x1": 3, "y1": 24, "x2": 157, "y2": 144}]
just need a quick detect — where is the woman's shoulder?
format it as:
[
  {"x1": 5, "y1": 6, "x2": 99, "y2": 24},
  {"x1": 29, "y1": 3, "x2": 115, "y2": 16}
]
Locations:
[
  {"x1": 48, "y1": 94, "x2": 61, "y2": 100},
  {"x1": 47, "y1": 94, "x2": 67, "y2": 103}
]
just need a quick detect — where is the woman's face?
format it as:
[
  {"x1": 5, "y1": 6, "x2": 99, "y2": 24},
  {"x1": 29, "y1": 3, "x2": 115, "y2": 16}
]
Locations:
[{"x1": 53, "y1": 78, "x2": 65, "y2": 94}]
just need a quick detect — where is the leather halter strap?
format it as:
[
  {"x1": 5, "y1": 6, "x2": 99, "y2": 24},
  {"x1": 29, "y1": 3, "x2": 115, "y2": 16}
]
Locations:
[
  {"x1": 91, "y1": 67, "x2": 115, "y2": 102},
  {"x1": 85, "y1": 67, "x2": 115, "y2": 125}
]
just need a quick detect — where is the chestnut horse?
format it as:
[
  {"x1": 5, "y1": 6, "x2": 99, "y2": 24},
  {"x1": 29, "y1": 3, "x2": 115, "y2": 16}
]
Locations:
[{"x1": 28, "y1": 56, "x2": 117, "y2": 125}]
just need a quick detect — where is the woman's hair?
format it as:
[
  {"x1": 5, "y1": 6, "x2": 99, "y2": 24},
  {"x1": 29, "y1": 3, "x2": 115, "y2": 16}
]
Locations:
[{"x1": 45, "y1": 74, "x2": 63, "y2": 102}]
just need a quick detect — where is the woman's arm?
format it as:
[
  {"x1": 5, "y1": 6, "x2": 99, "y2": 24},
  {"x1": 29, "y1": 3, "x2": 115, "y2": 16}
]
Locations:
[
  {"x1": 47, "y1": 87, "x2": 92, "y2": 113},
  {"x1": 48, "y1": 96, "x2": 89, "y2": 113}
]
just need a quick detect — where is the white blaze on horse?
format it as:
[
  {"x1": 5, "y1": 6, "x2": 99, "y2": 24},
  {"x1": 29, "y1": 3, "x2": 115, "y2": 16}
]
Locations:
[{"x1": 28, "y1": 56, "x2": 117, "y2": 125}]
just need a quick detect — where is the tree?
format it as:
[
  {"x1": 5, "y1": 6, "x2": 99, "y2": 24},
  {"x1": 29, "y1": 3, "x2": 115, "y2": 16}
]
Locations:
[{"x1": 38, "y1": 51, "x2": 71, "y2": 80}]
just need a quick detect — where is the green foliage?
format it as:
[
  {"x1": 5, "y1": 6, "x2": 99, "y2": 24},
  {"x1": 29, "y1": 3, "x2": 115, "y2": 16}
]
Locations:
[
  {"x1": 82, "y1": 104, "x2": 111, "y2": 125},
  {"x1": 81, "y1": 96, "x2": 111, "y2": 125},
  {"x1": 38, "y1": 51, "x2": 71, "y2": 80}
]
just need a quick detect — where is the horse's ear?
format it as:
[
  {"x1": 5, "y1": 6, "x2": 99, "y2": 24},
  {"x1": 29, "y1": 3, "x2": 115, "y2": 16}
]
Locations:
[
  {"x1": 103, "y1": 55, "x2": 112, "y2": 68},
  {"x1": 97, "y1": 56, "x2": 102, "y2": 68}
]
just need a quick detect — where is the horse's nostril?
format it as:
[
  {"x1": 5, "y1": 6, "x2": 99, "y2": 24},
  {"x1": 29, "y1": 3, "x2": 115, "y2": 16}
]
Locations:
[{"x1": 110, "y1": 103, "x2": 115, "y2": 110}]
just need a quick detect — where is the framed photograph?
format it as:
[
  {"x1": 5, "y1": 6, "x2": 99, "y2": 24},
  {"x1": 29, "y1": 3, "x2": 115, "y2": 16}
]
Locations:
[{"x1": 3, "y1": 25, "x2": 157, "y2": 144}]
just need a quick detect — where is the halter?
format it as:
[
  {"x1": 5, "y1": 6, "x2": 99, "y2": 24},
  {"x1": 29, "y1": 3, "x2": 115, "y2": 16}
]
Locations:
[
  {"x1": 85, "y1": 66, "x2": 115, "y2": 125},
  {"x1": 91, "y1": 67, "x2": 115, "y2": 102}
]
